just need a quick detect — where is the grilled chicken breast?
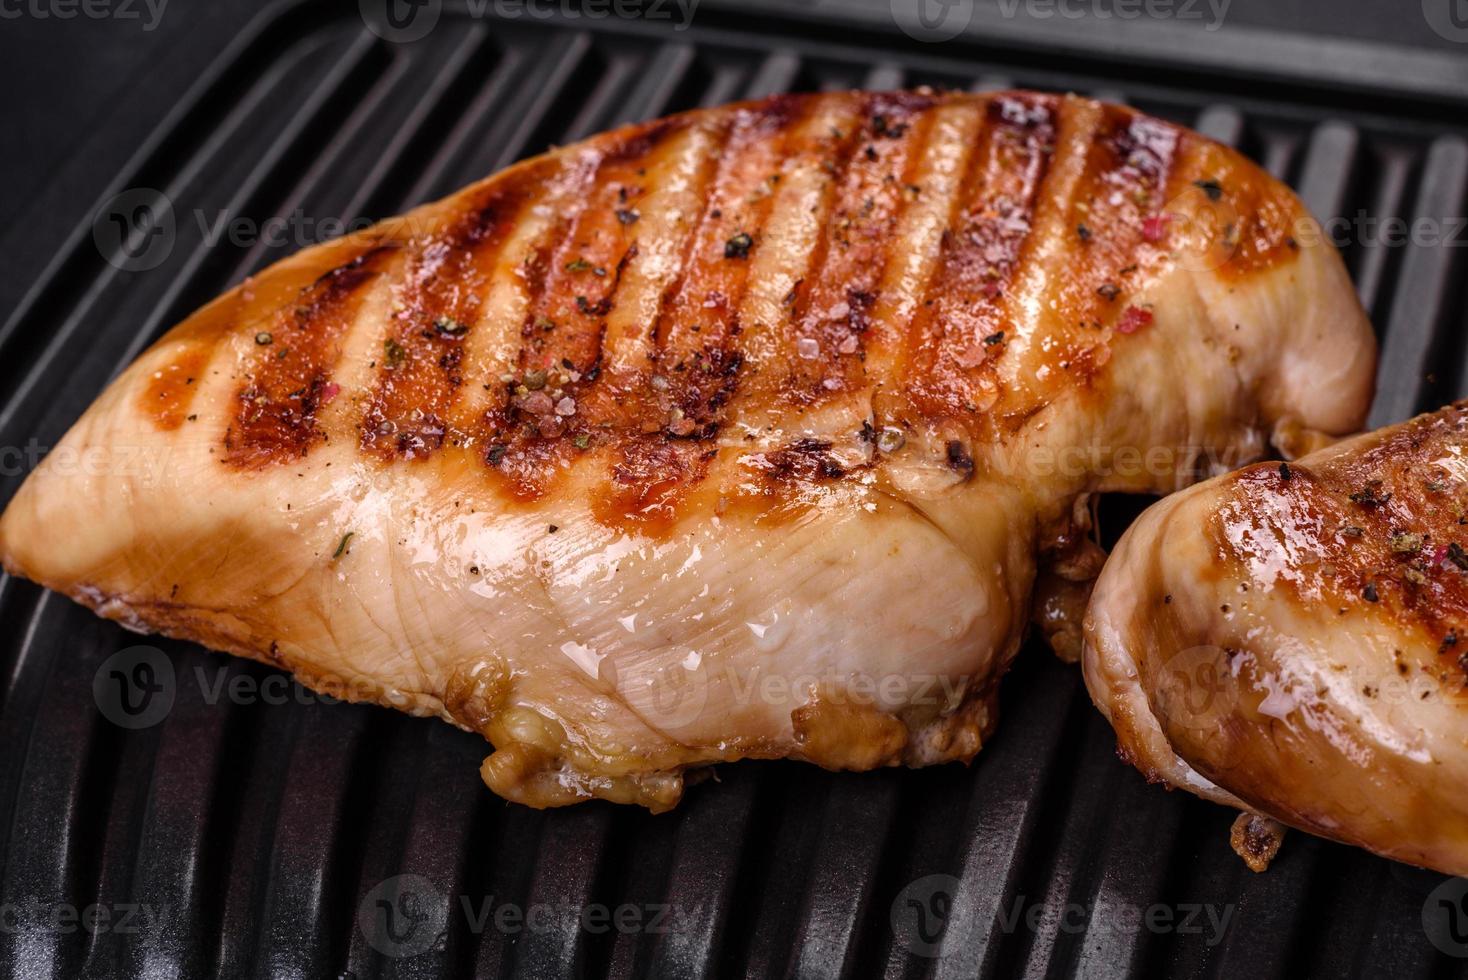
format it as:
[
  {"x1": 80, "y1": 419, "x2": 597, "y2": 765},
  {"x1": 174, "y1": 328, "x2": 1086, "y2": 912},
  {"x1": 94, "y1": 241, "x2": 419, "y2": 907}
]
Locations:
[
  {"x1": 1085, "y1": 403, "x2": 1468, "y2": 874},
  {"x1": 0, "y1": 90, "x2": 1373, "y2": 811}
]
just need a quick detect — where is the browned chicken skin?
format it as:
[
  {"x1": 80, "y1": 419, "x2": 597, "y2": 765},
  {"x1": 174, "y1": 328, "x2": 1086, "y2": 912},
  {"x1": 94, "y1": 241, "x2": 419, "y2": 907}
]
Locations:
[
  {"x1": 1085, "y1": 403, "x2": 1468, "y2": 875},
  {"x1": 0, "y1": 90, "x2": 1374, "y2": 810}
]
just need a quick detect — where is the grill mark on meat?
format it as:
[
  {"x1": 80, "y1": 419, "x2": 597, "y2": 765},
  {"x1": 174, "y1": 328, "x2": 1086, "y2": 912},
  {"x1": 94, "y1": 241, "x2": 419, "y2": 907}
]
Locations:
[
  {"x1": 904, "y1": 92, "x2": 1057, "y2": 419},
  {"x1": 862, "y1": 98, "x2": 986, "y2": 403},
  {"x1": 360, "y1": 178, "x2": 535, "y2": 460},
  {"x1": 481, "y1": 144, "x2": 616, "y2": 498},
  {"x1": 1209, "y1": 403, "x2": 1468, "y2": 665},
  {"x1": 718, "y1": 93, "x2": 865, "y2": 438},
  {"x1": 593, "y1": 96, "x2": 815, "y2": 528},
  {"x1": 223, "y1": 245, "x2": 396, "y2": 467},
  {"x1": 192, "y1": 91, "x2": 1314, "y2": 518},
  {"x1": 786, "y1": 91, "x2": 934, "y2": 402},
  {"x1": 1056, "y1": 105, "x2": 1179, "y2": 340}
]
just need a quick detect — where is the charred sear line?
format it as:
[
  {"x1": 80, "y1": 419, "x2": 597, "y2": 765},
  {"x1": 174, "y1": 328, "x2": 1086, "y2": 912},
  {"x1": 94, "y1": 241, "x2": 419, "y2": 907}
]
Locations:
[
  {"x1": 752, "y1": 438, "x2": 847, "y2": 482},
  {"x1": 645, "y1": 115, "x2": 739, "y2": 366},
  {"x1": 224, "y1": 245, "x2": 396, "y2": 468},
  {"x1": 361, "y1": 180, "x2": 534, "y2": 461},
  {"x1": 598, "y1": 436, "x2": 717, "y2": 529},
  {"x1": 782, "y1": 95, "x2": 914, "y2": 402},
  {"x1": 903, "y1": 93, "x2": 1055, "y2": 418}
]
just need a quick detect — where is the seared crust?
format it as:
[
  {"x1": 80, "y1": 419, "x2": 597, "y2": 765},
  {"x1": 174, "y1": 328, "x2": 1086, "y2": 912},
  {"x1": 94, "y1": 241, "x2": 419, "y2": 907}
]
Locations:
[
  {"x1": 1085, "y1": 403, "x2": 1468, "y2": 874},
  {"x1": 3, "y1": 90, "x2": 1376, "y2": 810},
  {"x1": 149, "y1": 90, "x2": 1317, "y2": 521}
]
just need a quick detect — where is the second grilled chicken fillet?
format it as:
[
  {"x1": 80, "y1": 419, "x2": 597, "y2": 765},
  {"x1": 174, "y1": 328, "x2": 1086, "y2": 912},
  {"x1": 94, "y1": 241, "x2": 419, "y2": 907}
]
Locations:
[
  {"x1": 1085, "y1": 403, "x2": 1468, "y2": 875},
  {"x1": 0, "y1": 90, "x2": 1375, "y2": 810}
]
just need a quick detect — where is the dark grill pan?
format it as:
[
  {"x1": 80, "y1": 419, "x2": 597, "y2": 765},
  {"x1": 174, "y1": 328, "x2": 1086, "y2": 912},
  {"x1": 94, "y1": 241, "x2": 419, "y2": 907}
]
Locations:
[{"x1": 2, "y1": 2, "x2": 1468, "y2": 977}]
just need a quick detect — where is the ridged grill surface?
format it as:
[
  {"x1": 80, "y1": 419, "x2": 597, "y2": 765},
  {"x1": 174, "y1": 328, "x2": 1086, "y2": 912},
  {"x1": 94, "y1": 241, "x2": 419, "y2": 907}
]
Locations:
[{"x1": 2, "y1": 3, "x2": 1467, "y2": 978}]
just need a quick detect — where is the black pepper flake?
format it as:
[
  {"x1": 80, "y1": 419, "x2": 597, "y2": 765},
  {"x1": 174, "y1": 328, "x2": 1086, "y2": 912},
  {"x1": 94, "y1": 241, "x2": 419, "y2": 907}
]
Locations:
[
  {"x1": 1279, "y1": 462, "x2": 1292, "y2": 481},
  {"x1": 872, "y1": 114, "x2": 907, "y2": 139},
  {"x1": 1164, "y1": 594, "x2": 1172, "y2": 604},
  {"x1": 1363, "y1": 582, "x2": 1379, "y2": 602},
  {"x1": 548, "y1": 524, "x2": 559, "y2": 533},
  {"x1": 946, "y1": 440, "x2": 974, "y2": 480},
  {"x1": 983, "y1": 330, "x2": 1006, "y2": 346},
  {"x1": 615, "y1": 208, "x2": 640, "y2": 225},
  {"x1": 1349, "y1": 480, "x2": 1391, "y2": 507},
  {"x1": 1440, "y1": 631, "x2": 1459, "y2": 655},
  {"x1": 724, "y1": 232, "x2": 754, "y2": 260},
  {"x1": 434, "y1": 316, "x2": 469, "y2": 337},
  {"x1": 1192, "y1": 178, "x2": 1223, "y2": 201},
  {"x1": 1097, "y1": 282, "x2": 1120, "y2": 301},
  {"x1": 1076, "y1": 223, "x2": 1092, "y2": 242},
  {"x1": 1448, "y1": 542, "x2": 1468, "y2": 571},
  {"x1": 487, "y1": 443, "x2": 508, "y2": 466}
]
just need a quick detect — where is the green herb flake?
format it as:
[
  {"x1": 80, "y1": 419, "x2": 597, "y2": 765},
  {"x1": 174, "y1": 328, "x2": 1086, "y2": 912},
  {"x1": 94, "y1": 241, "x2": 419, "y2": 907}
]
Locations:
[
  {"x1": 1390, "y1": 532, "x2": 1424, "y2": 555},
  {"x1": 332, "y1": 532, "x2": 354, "y2": 560},
  {"x1": 434, "y1": 317, "x2": 469, "y2": 337},
  {"x1": 383, "y1": 338, "x2": 407, "y2": 369},
  {"x1": 565, "y1": 258, "x2": 593, "y2": 272}
]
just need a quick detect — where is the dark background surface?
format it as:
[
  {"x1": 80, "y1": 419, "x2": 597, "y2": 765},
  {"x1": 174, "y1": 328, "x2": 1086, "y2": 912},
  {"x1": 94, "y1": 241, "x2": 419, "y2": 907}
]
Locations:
[
  {"x1": 1, "y1": 3, "x2": 1467, "y2": 978},
  {"x1": 0, "y1": 0, "x2": 1463, "y2": 247}
]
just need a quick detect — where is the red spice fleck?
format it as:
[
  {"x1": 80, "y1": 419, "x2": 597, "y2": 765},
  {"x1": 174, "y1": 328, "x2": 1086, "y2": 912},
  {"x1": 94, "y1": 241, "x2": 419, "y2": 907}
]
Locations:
[
  {"x1": 318, "y1": 382, "x2": 341, "y2": 406},
  {"x1": 1432, "y1": 544, "x2": 1451, "y2": 570},
  {"x1": 1117, "y1": 306, "x2": 1153, "y2": 335},
  {"x1": 1141, "y1": 214, "x2": 1170, "y2": 244}
]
